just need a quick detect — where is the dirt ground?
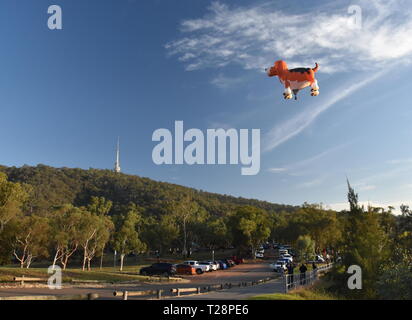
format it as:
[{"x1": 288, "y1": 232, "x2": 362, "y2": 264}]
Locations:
[{"x1": 0, "y1": 261, "x2": 277, "y2": 300}]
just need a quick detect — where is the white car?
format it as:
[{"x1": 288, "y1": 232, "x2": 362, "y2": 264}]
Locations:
[
  {"x1": 314, "y1": 255, "x2": 325, "y2": 263},
  {"x1": 206, "y1": 261, "x2": 219, "y2": 271},
  {"x1": 280, "y1": 253, "x2": 293, "y2": 262},
  {"x1": 270, "y1": 260, "x2": 287, "y2": 273},
  {"x1": 255, "y1": 251, "x2": 264, "y2": 258},
  {"x1": 279, "y1": 249, "x2": 288, "y2": 255},
  {"x1": 183, "y1": 260, "x2": 210, "y2": 273},
  {"x1": 199, "y1": 261, "x2": 216, "y2": 271}
]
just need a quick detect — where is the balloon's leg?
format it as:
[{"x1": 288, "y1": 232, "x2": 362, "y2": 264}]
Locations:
[
  {"x1": 311, "y1": 80, "x2": 319, "y2": 96},
  {"x1": 292, "y1": 89, "x2": 299, "y2": 100},
  {"x1": 283, "y1": 87, "x2": 293, "y2": 100}
]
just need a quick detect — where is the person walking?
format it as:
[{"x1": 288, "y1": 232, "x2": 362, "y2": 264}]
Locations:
[
  {"x1": 299, "y1": 263, "x2": 308, "y2": 285},
  {"x1": 287, "y1": 262, "x2": 295, "y2": 287}
]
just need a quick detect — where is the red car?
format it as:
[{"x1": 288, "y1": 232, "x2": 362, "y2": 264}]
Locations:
[
  {"x1": 176, "y1": 264, "x2": 197, "y2": 275},
  {"x1": 231, "y1": 256, "x2": 244, "y2": 264}
]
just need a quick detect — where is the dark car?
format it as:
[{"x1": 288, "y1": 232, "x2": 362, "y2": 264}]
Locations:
[
  {"x1": 216, "y1": 260, "x2": 228, "y2": 270},
  {"x1": 223, "y1": 258, "x2": 235, "y2": 267},
  {"x1": 139, "y1": 263, "x2": 176, "y2": 276}
]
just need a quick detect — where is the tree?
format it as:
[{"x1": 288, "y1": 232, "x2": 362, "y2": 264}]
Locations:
[
  {"x1": 12, "y1": 215, "x2": 50, "y2": 268},
  {"x1": 296, "y1": 235, "x2": 315, "y2": 261},
  {"x1": 112, "y1": 206, "x2": 146, "y2": 271},
  {"x1": 377, "y1": 249, "x2": 412, "y2": 300},
  {"x1": 336, "y1": 181, "x2": 390, "y2": 298},
  {"x1": 229, "y1": 206, "x2": 270, "y2": 257},
  {"x1": 87, "y1": 196, "x2": 113, "y2": 269},
  {"x1": 87, "y1": 196, "x2": 112, "y2": 216},
  {"x1": 49, "y1": 205, "x2": 83, "y2": 269},
  {"x1": 171, "y1": 195, "x2": 200, "y2": 256},
  {"x1": 196, "y1": 217, "x2": 230, "y2": 249},
  {"x1": 141, "y1": 214, "x2": 179, "y2": 255},
  {"x1": 0, "y1": 173, "x2": 28, "y2": 234},
  {"x1": 78, "y1": 211, "x2": 113, "y2": 271},
  {"x1": 293, "y1": 204, "x2": 342, "y2": 252}
]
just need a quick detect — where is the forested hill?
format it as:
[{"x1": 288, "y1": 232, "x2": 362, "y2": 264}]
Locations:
[{"x1": 0, "y1": 164, "x2": 298, "y2": 217}]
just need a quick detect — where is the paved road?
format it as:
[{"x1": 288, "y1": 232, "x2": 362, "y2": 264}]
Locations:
[
  {"x1": 0, "y1": 261, "x2": 277, "y2": 300},
  {"x1": 168, "y1": 279, "x2": 283, "y2": 300}
]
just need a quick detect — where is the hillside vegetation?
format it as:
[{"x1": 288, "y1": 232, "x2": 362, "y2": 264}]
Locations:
[
  {"x1": 0, "y1": 164, "x2": 297, "y2": 217},
  {"x1": 1, "y1": 165, "x2": 412, "y2": 300}
]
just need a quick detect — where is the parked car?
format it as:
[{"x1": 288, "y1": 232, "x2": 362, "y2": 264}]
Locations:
[
  {"x1": 199, "y1": 261, "x2": 217, "y2": 271},
  {"x1": 277, "y1": 258, "x2": 291, "y2": 265},
  {"x1": 175, "y1": 264, "x2": 197, "y2": 275},
  {"x1": 280, "y1": 253, "x2": 293, "y2": 262},
  {"x1": 183, "y1": 260, "x2": 210, "y2": 274},
  {"x1": 255, "y1": 251, "x2": 264, "y2": 258},
  {"x1": 139, "y1": 263, "x2": 176, "y2": 276},
  {"x1": 216, "y1": 260, "x2": 228, "y2": 269},
  {"x1": 231, "y1": 256, "x2": 244, "y2": 264},
  {"x1": 270, "y1": 260, "x2": 287, "y2": 273},
  {"x1": 209, "y1": 261, "x2": 220, "y2": 270},
  {"x1": 223, "y1": 259, "x2": 235, "y2": 267}
]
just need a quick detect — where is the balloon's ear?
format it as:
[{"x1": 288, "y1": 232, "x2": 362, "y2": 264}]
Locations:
[{"x1": 267, "y1": 66, "x2": 278, "y2": 77}]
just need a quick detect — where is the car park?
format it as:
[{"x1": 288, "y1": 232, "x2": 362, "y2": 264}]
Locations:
[{"x1": 139, "y1": 263, "x2": 176, "y2": 276}]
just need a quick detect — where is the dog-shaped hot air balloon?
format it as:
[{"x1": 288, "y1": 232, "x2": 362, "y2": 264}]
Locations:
[{"x1": 266, "y1": 60, "x2": 319, "y2": 100}]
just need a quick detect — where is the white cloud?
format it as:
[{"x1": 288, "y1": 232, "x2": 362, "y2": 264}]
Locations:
[
  {"x1": 358, "y1": 184, "x2": 376, "y2": 191},
  {"x1": 263, "y1": 72, "x2": 384, "y2": 152},
  {"x1": 297, "y1": 177, "x2": 325, "y2": 189},
  {"x1": 386, "y1": 158, "x2": 412, "y2": 165},
  {"x1": 166, "y1": 1, "x2": 412, "y2": 72},
  {"x1": 210, "y1": 74, "x2": 246, "y2": 89},
  {"x1": 167, "y1": 0, "x2": 412, "y2": 152},
  {"x1": 268, "y1": 142, "x2": 349, "y2": 175},
  {"x1": 268, "y1": 167, "x2": 287, "y2": 173}
]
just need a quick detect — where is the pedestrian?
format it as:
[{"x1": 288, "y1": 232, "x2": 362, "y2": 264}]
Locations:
[
  {"x1": 287, "y1": 263, "x2": 295, "y2": 286},
  {"x1": 299, "y1": 263, "x2": 308, "y2": 285}
]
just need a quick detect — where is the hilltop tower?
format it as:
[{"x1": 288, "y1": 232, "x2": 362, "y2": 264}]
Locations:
[{"x1": 114, "y1": 137, "x2": 121, "y2": 173}]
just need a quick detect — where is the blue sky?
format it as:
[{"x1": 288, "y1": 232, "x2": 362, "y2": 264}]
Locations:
[{"x1": 1, "y1": 0, "x2": 412, "y2": 211}]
